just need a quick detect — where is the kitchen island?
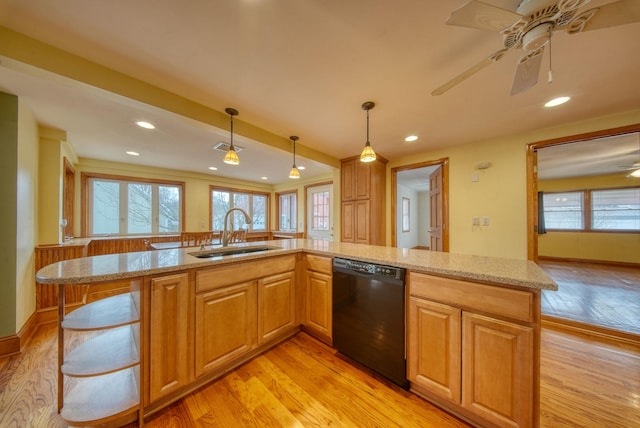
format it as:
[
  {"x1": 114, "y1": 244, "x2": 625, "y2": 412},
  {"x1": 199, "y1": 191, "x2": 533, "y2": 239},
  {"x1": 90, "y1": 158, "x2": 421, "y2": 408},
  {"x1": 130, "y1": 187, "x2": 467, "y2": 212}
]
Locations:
[{"x1": 37, "y1": 239, "x2": 556, "y2": 428}]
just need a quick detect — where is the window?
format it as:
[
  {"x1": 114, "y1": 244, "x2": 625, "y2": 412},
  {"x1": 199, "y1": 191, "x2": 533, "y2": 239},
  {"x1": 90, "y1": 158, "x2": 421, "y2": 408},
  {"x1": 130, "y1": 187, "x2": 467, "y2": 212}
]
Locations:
[
  {"x1": 211, "y1": 187, "x2": 269, "y2": 232},
  {"x1": 277, "y1": 191, "x2": 297, "y2": 231},
  {"x1": 542, "y1": 187, "x2": 640, "y2": 232},
  {"x1": 542, "y1": 192, "x2": 584, "y2": 230},
  {"x1": 402, "y1": 197, "x2": 410, "y2": 232},
  {"x1": 312, "y1": 190, "x2": 330, "y2": 231},
  {"x1": 84, "y1": 173, "x2": 183, "y2": 236},
  {"x1": 592, "y1": 188, "x2": 640, "y2": 230}
]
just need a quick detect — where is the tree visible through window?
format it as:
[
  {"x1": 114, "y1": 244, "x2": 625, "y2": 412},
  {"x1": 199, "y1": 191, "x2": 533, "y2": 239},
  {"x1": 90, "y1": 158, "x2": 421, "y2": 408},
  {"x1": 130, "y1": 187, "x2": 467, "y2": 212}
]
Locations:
[
  {"x1": 312, "y1": 191, "x2": 329, "y2": 231},
  {"x1": 211, "y1": 188, "x2": 268, "y2": 232},
  {"x1": 87, "y1": 175, "x2": 183, "y2": 236}
]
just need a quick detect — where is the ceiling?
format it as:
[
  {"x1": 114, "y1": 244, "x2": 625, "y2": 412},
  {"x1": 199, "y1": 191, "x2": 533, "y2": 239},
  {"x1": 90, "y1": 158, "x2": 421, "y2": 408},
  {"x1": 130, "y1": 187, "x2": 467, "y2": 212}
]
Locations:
[{"x1": 0, "y1": 0, "x2": 639, "y2": 184}]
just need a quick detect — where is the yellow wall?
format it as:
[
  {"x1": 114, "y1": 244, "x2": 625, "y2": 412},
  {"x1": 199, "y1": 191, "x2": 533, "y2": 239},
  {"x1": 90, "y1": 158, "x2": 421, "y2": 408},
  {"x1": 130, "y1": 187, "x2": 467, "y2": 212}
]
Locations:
[
  {"x1": 538, "y1": 172, "x2": 640, "y2": 263},
  {"x1": 16, "y1": 99, "x2": 39, "y2": 331},
  {"x1": 387, "y1": 109, "x2": 640, "y2": 260}
]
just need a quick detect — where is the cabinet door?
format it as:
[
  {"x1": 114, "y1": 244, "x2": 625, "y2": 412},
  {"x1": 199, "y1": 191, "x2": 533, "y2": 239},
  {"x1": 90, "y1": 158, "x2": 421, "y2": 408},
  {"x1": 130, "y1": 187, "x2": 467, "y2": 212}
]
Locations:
[
  {"x1": 462, "y1": 313, "x2": 533, "y2": 428},
  {"x1": 341, "y1": 159, "x2": 356, "y2": 200},
  {"x1": 305, "y1": 270, "x2": 332, "y2": 339},
  {"x1": 149, "y1": 273, "x2": 189, "y2": 402},
  {"x1": 355, "y1": 160, "x2": 370, "y2": 199},
  {"x1": 258, "y1": 271, "x2": 296, "y2": 344},
  {"x1": 354, "y1": 199, "x2": 370, "y2": 243},
  {"x1": 194, "y1": 281, "x2": 257, "y2": 377},
  {"x1": 341, "y1": 201, "x2": 355, "y2": 242},
  {"x1": 408, "y1": 297, "x2": 461, "y2": 402}
]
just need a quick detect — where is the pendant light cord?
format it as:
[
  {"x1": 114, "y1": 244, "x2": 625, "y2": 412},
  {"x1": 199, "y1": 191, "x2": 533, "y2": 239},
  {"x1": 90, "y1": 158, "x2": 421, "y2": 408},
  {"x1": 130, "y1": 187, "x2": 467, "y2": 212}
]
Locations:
[{"x1": 548, "y1": 26, "x2": 553, "y2": 84}]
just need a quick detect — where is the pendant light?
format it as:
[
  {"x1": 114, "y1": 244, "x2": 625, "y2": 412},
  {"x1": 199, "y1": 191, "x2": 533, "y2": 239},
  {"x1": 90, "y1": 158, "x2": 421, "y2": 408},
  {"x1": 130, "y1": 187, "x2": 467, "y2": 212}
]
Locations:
[
  {"x1": 223, "y1": 107, "x2": 240, "y2": 165},
  {"x1": 288, "y1": 136, "x2": 301, "y2": 179},
  {"x1": 360, "y1": 101, "x2": 377, "y2": 163}
]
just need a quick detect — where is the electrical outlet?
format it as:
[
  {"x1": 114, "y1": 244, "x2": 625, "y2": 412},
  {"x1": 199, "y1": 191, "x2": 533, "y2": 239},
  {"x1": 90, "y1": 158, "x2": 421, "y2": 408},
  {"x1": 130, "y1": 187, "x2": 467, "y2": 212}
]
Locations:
[
  {"x1": 482, "y1": 216, "x2": 490, "y2": 226},
  {"x1": 472, "y1": 217, "x2": 480, "y2": 226}
]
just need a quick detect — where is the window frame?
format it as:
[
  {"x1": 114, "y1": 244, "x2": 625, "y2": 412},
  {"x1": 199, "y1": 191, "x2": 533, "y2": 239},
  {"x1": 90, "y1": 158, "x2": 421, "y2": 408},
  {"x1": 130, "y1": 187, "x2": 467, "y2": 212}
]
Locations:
[
  {"x1": 276, "y1": 190, "x2": 297, "y2": 232},
  {"x1": 542, "y1": 186, "x2": 640, "y2": 233},
  {"x1": 81, "y1": 172, "x2": 185, "y2": 237},
  {"x1": 209, "y1": 185, "x2": 270, "y2": 232}
]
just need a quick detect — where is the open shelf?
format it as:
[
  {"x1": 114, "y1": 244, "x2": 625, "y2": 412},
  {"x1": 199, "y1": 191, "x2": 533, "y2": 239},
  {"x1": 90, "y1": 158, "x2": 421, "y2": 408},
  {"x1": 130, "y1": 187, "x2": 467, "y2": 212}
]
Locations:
[
  {"x1": 62, "y1": 324, "x2": 140, "y2": 377},
  {"x1": 61, "y1": 366, "x2": 139, "y2": 426},
  {"x1": 62, "y1": 292, "x2": 139, "y2": 331}
]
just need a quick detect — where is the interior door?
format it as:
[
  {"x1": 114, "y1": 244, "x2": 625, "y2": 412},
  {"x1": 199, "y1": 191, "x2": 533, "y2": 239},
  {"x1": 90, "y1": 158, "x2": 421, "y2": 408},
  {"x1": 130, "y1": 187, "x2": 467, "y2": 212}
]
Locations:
[
  {"x1": 429, "y1": 166, "x2": 443, "y2": 251},
  {"x1": 306, "y1": 183, "x2": 333, "y2": 241}
]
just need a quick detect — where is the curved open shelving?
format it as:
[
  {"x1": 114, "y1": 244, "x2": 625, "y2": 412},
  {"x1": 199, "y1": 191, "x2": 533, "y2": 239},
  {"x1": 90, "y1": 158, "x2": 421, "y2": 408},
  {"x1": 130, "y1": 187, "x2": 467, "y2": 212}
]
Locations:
[
  {"x1": 62, "y1": 292, "x2": 139, "y2": 331},
  {"x1": 62, "y1": 324, "x2": 140, "y2": 377}
]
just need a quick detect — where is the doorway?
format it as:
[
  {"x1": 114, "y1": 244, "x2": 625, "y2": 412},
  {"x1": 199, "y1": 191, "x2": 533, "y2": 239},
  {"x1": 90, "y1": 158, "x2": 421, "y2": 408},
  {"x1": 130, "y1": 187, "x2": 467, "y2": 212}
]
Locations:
[
  {"x1": 391, "y1": 159, "x2": 449, "y2": 251},
  {"x1": 305, "y1": 182, "x2": 334, "y2": 241}
]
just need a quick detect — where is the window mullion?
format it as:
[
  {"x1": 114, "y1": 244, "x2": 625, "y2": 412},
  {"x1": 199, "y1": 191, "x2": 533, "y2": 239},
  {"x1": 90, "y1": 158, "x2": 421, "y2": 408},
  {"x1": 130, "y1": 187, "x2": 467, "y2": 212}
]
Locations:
[
  {"x1": 584, "y1": 190, "x2": 592, "y2": 231},
  {"x1": 152, "y1": 185, "x2": 159, "y2": 234},
  {"x1": 120, "y1": 183, "x2": 128, "y2": 235}
]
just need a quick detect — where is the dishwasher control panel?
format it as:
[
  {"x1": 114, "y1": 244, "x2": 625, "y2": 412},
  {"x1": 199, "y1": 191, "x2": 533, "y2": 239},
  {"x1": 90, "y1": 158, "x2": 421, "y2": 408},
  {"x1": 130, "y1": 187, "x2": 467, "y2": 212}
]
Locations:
[{"x1": 333, "y1": 258, "x2": 405, "y2": 280}]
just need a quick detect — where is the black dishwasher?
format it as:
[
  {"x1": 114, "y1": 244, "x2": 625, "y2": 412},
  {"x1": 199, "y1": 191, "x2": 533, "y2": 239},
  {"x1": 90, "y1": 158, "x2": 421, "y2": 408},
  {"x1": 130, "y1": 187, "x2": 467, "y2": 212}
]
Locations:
[{"x1": 332, "y1": 257, "x2": 408, "y2": 389}]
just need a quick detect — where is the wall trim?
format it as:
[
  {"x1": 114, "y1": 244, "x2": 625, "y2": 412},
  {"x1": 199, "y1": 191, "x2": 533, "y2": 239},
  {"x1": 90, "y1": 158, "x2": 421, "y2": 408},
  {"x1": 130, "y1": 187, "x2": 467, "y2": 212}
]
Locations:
[
  {"x1": 542, "y1": 316, "x2": 640, "y2": 349},
  {"x1": 537, "y1": 255, "x2": 640, "y2": 268}
]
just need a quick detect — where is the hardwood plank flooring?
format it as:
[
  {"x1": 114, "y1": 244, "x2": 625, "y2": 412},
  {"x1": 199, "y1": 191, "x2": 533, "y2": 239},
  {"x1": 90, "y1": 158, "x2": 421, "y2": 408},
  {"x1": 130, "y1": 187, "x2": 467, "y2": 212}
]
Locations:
[
  {"x1": 539, "y1": 260, "x2": 640, "y2": 336},
  {"x1": 1, "y1": 325, "x2": 639, "y2": 427}
]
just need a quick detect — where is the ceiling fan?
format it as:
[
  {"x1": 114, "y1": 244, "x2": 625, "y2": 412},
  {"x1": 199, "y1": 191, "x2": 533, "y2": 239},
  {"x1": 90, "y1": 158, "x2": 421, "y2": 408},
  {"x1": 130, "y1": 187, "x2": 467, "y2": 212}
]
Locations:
[{"x1": 432, "y1": 0, "x2": 640, "y2": 96}]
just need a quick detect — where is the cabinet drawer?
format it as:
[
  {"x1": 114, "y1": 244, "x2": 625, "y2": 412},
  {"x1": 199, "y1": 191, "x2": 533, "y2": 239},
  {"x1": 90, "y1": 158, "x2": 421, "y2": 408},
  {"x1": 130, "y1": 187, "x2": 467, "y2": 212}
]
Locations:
[
  {"x1": 305, "y1": 254, "x2": 332, "y2": 275},
  {"x1": 409, "y1": 272, "x2": 533, "y2": 323},
  {"x1": 196, "y1": 255, "x2": 296, "y2": 293}
]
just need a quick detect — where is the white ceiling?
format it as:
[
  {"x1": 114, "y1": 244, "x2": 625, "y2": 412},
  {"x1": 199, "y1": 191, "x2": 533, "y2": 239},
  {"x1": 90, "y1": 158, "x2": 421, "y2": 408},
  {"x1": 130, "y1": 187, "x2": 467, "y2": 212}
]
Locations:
[{"x1": 0, "y1": 0, "x2": 639, "y2": 184}]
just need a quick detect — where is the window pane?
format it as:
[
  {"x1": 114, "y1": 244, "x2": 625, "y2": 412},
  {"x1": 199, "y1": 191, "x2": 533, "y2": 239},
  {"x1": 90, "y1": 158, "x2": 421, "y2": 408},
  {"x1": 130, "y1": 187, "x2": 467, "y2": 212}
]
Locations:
[
  {"x1": 128, "y1": 183, "x2": 152, "y2": 234},
  {"x1": 92, "y1": 180, "x2": 120, "y2": 235},
  {"x1": 279, "y1": 193, "x2": 296, "y2": 231},
  {"x1": 543, "y1": 192, "x2": 584, "y2": 230},
  {"x1": 312, "y1": 191, "x2": 329, "y2": 231},
  {"x1": 252, "y1": 195, "x2": 266, "y2": 230},
  {"x1": 159, "y1": 185, "x2": 181, "y2": 233},
  {"x1": 592, "y1": 188, "x2": 640, "y2": 230},
  {"x1": 212, "y1": 191, "x2": 230, "y2": 230}
]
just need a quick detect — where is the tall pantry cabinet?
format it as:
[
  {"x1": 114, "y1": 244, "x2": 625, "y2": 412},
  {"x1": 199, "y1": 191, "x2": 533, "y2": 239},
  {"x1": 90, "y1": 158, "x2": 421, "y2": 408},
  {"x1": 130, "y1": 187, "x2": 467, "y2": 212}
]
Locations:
[{"x1": 340, "y1": 155, "x2": 387, "y2": 245}]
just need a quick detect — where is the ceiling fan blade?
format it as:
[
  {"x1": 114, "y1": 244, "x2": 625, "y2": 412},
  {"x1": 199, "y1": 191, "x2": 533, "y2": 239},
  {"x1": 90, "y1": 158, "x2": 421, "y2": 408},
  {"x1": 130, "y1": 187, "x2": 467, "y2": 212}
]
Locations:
[
  {"x1": 510, "y1": 47, "x2": 544, "y2": 96},
  {"x1": 446, "y1": 0, "x2": 522, "y2": 32},
  {"x1": 570, "y1": 0, "x2": 640, "y2": 33},
  {"x1": 432, "y1": 49, "x2": 509, "y2": 96}
]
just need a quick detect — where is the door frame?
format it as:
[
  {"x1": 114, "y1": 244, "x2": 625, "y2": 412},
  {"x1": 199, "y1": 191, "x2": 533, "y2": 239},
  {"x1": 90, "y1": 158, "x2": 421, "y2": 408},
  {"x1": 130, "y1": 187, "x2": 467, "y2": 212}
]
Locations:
[
  {"x1": 391, "y1": 158, "x2": 449, "y2": 251},
  {"x1": 525, "y1": 123, "x2": 640, "y2": 261}
]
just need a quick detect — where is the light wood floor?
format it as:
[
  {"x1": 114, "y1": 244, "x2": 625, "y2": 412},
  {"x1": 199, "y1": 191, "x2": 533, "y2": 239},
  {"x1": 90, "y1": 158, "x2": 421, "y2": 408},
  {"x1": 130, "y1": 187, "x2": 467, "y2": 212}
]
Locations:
[
  {"x1": 1, "y1": 324, "x2": 639, "y2": 427},
  {"x1": 539, "y1": 260, "x2": 640, "y2": 336}
]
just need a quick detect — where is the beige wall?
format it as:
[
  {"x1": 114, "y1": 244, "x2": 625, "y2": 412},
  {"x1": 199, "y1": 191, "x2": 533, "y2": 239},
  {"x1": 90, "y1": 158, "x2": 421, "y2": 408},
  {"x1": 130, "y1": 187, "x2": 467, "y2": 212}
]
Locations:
[
  {"x1": 387, "y1": 109, "x2": 640, "y2": 260},
  {"x1": 538, "y1": 172, "x2": 640, "y2": 263}
]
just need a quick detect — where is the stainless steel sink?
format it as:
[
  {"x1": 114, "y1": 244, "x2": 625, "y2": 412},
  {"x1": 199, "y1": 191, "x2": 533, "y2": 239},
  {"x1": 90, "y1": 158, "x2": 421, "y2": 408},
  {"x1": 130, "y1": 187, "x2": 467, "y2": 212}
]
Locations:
[{"x1": 188, "y1": 245, "x2": 279, "y2": 258}]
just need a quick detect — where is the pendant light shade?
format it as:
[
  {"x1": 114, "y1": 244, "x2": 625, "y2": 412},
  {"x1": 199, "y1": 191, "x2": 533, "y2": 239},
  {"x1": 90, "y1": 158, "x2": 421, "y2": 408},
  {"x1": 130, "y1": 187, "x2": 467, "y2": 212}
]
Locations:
[
  {"x1": 288, "y1": 136, "x2": 301, "y2": 179},
  {"x1": 360, "y1": 101, "x2": 377, "y2": 163},
  {"x1": 223, "y1": 107, "x2": 240, "y2": 165}
]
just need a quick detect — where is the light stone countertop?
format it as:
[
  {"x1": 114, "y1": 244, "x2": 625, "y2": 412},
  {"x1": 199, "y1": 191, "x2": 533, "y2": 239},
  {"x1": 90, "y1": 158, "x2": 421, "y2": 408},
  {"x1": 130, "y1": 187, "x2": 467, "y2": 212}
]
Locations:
[{"x1": 36, "y1": 239, "x2": 557, "y2": 290}]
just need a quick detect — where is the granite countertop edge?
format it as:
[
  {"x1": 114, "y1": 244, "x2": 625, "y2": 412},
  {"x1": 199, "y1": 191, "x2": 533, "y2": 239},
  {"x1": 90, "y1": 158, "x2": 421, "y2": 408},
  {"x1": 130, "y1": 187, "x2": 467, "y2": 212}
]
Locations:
[{"x1": 36, "y1": 239, "x2": 558, "y2": 291}]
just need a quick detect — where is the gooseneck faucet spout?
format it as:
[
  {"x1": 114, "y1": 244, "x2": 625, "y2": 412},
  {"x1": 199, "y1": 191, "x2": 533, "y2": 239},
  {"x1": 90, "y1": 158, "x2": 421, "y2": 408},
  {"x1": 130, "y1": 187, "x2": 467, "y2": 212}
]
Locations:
[{"x1": 222, "y1": 208, "x2": 252, "y2": 246}]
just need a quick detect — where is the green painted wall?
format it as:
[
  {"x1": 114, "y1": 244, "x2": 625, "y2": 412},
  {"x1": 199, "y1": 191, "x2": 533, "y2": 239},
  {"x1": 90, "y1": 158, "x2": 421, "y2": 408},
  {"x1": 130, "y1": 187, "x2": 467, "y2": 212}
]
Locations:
[{"x1": 0, "y1": 92, "x2": 18, "y2": 336}]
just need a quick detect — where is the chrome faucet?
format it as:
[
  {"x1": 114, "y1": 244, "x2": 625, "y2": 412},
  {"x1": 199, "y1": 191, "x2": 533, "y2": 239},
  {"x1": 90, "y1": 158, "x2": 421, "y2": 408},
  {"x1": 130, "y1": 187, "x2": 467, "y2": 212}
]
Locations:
[{"x1": 221, "y1": 208, "x2": 252, "y2": 246}]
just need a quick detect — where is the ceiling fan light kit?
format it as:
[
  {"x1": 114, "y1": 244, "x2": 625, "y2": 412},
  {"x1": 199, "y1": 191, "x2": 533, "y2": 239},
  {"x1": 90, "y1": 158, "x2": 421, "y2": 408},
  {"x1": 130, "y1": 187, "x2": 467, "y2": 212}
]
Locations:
[
  {"x1": 433, "y1": 0, "x2": 640, "y2": 96},
  {"x1": 360, "y1": 101, "x2": 377, "y2": 163}
]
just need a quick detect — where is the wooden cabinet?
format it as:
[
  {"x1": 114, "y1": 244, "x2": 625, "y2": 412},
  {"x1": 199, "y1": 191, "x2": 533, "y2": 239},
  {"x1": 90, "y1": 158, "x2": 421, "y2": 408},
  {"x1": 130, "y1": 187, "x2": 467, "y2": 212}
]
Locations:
[
  {"x1": 340, "y1": 156, "x2": 386, "y2": 245},
  {"x1": 303, "y1": 254, "x2": 332, "y2": 342},
  {"x1": 408, "y1": 272, "x2": 538, "y2": 428},
  {"x1": 57, "y1": 281, "x2": 142, "y2": 427},
  {"x1": 149, "y1": 273, "x2": 190, "y2": 403},
  {"x1": 258, "y1": 271, "x2": 296, "y2": 344},
  {"x1": 194, "y1": 281, "x2": 257, "y2": 377}
]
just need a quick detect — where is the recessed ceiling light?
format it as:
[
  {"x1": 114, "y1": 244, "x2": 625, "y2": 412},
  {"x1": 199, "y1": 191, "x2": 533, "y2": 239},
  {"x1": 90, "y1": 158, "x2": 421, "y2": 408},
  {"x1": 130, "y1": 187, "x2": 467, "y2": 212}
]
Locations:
[
  {"x1": 298, "y1": 166, "x2": 306, "y2": 170},
  {"x1": 261, "y1": 176, "x2": 268, "y2": 180},
  {"x1": 136, "y1": 121, "x2": 155, "y2": 129},
  {"x1": 208, "y1": 166, "x2": 218, "y2": 171},
  {"x1": 126, "y1": 151, "x2": 140, "y2": 156},
  {"x1": 544, "y1": 96, "x2": 570, "y2": 108},
  {"x1": 405, "y1": 135, "x2": 419, "y2": 142}
]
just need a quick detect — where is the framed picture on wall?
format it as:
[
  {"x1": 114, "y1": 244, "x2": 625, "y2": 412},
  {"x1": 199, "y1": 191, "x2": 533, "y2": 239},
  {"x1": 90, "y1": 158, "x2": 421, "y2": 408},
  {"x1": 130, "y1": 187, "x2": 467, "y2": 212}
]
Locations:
[{"x1": 402, "y1": 197, "x2": 410, "y2": 232}]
